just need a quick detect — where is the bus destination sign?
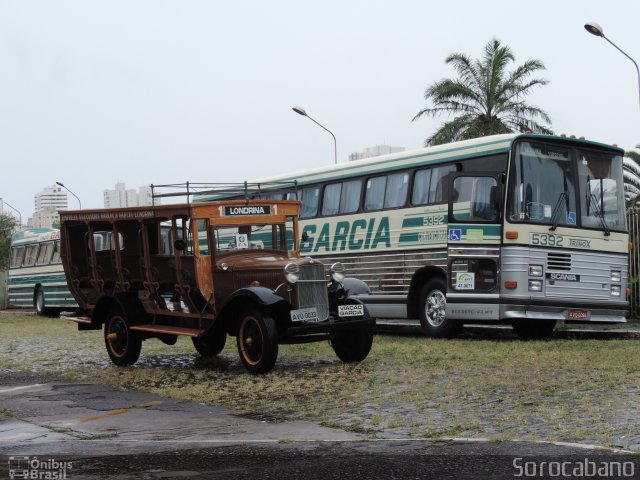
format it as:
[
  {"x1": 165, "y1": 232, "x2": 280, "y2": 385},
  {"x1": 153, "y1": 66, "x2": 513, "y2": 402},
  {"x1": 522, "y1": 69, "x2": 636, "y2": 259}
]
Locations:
[{"x1": 224, "y1": 205, "x2": 271, "y2": 216}]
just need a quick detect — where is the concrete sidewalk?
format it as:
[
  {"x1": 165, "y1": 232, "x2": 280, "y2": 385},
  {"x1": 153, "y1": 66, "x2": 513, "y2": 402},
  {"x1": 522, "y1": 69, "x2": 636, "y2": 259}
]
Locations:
[{"x1": 0, "y1": 369, "x2": 361, "y2": 457}]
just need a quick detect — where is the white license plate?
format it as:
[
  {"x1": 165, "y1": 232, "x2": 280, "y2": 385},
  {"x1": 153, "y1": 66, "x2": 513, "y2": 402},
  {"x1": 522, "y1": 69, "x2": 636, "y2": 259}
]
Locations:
[
  {"x1": 290, "y1": 307, "x2": 319, "y2": 322},
  {"x1": 338, "y1": 304, "x2": 364, "y2": 317}
]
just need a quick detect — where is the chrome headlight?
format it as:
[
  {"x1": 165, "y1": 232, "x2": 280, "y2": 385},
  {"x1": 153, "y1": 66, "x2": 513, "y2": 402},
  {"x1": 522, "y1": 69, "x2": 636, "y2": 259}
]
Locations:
[
  {"x1": 330, "y1": 262, "x2": 345, "y2": 283},
  {"x1": 284, "y1": 263, "x2": 300, "y2": 284}
]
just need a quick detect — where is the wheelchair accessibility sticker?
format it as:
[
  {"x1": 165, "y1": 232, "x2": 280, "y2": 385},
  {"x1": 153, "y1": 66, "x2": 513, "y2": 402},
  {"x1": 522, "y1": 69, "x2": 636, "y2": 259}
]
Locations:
[{"x1": 449, "y1": 229, "x2": 462, "y2": 241}]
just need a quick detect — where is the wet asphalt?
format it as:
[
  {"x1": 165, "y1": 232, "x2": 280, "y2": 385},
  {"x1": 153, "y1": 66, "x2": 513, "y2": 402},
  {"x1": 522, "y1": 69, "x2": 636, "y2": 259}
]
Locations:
[{"x1": 1, "y1": 367, "x2": 639, "y2": 479}]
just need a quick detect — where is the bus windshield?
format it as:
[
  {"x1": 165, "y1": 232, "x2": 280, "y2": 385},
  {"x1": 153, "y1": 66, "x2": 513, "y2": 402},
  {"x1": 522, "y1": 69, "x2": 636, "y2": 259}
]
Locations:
[{"x1": 508, "y1": 141, "x2": 626, "y2": 232}]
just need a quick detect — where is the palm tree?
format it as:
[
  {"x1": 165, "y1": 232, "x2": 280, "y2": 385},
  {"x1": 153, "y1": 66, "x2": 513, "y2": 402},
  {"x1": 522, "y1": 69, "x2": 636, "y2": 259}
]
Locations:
[
  {"x1": 413, "y1": 39, "x2": 552, "y2": 146},
  {"x1": 623, "y1": 145, "x2": 640, "y2": 211}
]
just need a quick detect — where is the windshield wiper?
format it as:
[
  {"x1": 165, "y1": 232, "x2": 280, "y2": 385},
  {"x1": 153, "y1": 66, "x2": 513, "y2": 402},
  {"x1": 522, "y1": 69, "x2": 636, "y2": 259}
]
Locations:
[
  {"x1": 588, "y1": 193, "x2": 611, "y2": 236},
  {"x1": 549, "y1": 192, "x2": 568, "y2": 231}
]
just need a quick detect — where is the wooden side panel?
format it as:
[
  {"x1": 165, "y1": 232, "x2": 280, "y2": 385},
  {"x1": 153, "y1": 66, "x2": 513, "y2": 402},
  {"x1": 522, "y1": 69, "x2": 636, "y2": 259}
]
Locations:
[{"x1": 195, "y1": 255, "x2": 214, "y2": 302}]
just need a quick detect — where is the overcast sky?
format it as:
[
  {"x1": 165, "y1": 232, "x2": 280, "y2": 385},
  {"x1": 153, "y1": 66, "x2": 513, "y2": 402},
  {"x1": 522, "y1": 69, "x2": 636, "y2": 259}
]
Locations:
[{"x1": 1, "y1": 0, "x2": 639, "y2": 221}]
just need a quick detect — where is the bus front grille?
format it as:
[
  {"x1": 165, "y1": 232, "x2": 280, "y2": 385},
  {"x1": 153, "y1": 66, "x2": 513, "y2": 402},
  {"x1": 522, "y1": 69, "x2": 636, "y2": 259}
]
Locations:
[{"x1": 547, "y1": 252, "x2": 571, "y2": 271}]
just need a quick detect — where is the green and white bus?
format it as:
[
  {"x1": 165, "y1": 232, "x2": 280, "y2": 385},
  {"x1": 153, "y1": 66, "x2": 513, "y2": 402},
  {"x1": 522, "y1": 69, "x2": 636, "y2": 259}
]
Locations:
[
  {"x1": 8, "y1": 228, "x2": 77, "y2": 315},
  {"x1": 198, "y1": 133, "x2": 629, "y2": 338}
]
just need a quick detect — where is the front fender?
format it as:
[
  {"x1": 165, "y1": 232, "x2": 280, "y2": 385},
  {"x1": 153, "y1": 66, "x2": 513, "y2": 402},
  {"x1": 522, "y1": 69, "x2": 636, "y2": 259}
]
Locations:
[
  {"x1": 341, "y1": 277, "x2": 371, "y2": 296},
  {"x1": 216, "y1": 286, "x2": 292, "y2": 335}
]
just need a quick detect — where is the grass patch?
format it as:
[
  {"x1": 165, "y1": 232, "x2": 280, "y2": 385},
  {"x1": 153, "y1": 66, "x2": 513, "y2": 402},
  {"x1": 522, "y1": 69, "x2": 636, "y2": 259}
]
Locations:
[{"x1": 1, "y1": 312, "x2": 639, "y2": 448}]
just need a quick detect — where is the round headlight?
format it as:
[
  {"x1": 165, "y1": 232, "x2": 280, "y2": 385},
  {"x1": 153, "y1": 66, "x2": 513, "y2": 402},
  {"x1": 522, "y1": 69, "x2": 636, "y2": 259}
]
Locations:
[
  {"x1": 284, "y1": 262, "x2": 300, "y2": 284},
  {"x1": 330, "y1": 262, "x2": 345, "y2": 283}
]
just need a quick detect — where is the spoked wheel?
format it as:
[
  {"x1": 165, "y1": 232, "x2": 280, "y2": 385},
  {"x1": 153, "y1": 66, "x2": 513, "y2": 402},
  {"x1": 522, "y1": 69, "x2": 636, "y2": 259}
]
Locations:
[
  {"x1": 104, "y1": 308, "x2": 142, "y2": 366},
  {"x1": 418, "y1": 278, "x2": 460, "y2": 338},
  {"x1": 192, "y1": 325, "x2": 227, "y2": 357},
  {"x1": 236, "y1": 308, "x2": 278, "y2": 374},
  {"x1": 512, "y1": 320, "x2": 556, "y2": 339}
]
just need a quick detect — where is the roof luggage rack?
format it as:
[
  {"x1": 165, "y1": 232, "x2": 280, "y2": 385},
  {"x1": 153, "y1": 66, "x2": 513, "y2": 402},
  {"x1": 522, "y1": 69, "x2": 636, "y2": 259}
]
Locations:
[{"x1": 150, "y1": 181, "x2": 299, "y2": 205}]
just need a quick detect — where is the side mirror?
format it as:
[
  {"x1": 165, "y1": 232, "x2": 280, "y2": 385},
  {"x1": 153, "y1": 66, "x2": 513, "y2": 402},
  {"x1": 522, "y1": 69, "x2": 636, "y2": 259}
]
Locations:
[
  {"x1": 174, "y1": 239, "x2": 187, "y2": 251},
  {"x1": 301, "y1": 231, "x2": 309, "y2": 243}
]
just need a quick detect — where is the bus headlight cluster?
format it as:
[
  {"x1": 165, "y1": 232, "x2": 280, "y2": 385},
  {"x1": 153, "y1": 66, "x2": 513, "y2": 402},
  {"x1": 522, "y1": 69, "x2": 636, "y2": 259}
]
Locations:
[
  {"x1": 330, "y1": 262, "x2": 346, "y2": 283},
  {"x1": 611, "y1": 285, "x2": 621, "y2": 296},
  {"x1": 611, "y1": 270, "x2": 621, "y2": 282},
  {"x1": 528, "y1": 265, "x2": 543, "y2": 277},
  {"x1": 528, "y1": 280, "x2": 543, "y2": 292},
  {"x1": 284, "y1": 263, "x2": 300, "y2": 284}
]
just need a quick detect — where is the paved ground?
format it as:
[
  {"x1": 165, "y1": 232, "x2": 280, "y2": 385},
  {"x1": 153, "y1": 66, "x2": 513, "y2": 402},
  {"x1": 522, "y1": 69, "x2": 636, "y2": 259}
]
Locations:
[{"x1": 1, "y1": 368, "x2": 639, "y2": 479}]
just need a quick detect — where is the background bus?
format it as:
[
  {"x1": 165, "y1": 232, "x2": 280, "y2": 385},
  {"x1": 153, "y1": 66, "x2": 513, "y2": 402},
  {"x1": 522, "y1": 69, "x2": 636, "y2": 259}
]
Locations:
[
  {"x1": 196, "y1": 133, "x2": 629, "y2": 338},
  {"x1": 8, "y1": 228, "x2": 77, "y2": 316}
]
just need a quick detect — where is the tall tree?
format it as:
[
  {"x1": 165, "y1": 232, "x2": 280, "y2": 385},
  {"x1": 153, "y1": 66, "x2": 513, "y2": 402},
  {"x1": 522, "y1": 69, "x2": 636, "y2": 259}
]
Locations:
[
  {"x1": 413, "y1": 39, "x2": 552, "y2": 146},
  {"x1": 623, "y1": 144, "x2": 640, "y2": 211},
  {"x1": 0, "y1": 214, "x2": 18, "y2": 270}
]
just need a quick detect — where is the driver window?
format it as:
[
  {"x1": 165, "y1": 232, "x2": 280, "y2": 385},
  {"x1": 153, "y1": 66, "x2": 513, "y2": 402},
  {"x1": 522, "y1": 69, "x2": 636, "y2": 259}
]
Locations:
[{"x1": 451, "y1": 176, "x2": 499, "y2": 222}]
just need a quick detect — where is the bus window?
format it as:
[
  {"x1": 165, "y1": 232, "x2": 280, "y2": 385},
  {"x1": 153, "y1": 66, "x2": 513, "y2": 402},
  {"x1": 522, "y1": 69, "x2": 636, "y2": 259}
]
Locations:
[
  {"x1": 412, "y1": 169, "x2": 432, "y2": 205},
  {"x1": 36, "y1": 242, "x2": 54, "y2": 265},
  {"x1": 430, "y1": 165, "x2": 456, "y2": 203},
  {"x1": 23, "y1": 245, "x2": 38, "y2": 267},
  {"x1": 10, "y1": 246, "x2": 25, "y2": 268},
  {"x1": 385, "y1": 173, "x2": 408, "y2": 208},
  {"x1": 322, "y1": 183, "x2": 342, "y2": 216},
  {"x1": 52, "y1": 241, "x2": 61, "y2": 264},
  {"x1": 452, "y1": 176, "x2": 498, "y2": 222},
  {"x1": 300, "y1": 187, "x2": 320, "y2": 218},
  {"x1": 365, "y1": 176, "x2": 386, "y2": 211},
  {"x1": 340, "y1": 179, "x2": 362, "y2": 213}
]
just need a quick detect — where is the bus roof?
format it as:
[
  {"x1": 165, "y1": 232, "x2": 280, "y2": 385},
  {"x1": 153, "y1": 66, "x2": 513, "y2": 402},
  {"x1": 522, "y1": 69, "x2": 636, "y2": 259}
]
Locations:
[
  {"x1": 11, "y1": 228, "x2": 60, "y2": 246},
  {"x1": 231, "y1": 133, "x2": 623, "y2": 192}
]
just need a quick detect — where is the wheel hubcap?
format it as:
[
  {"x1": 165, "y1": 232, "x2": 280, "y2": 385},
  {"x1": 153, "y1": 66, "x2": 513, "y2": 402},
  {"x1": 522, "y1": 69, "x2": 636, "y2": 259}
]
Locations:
[
  {"x1": 240, "y1": 318, "x2": 263, "y2": 366},
  {"x1": 425, "y1": 290, "x2": 446, "y2": 327}
]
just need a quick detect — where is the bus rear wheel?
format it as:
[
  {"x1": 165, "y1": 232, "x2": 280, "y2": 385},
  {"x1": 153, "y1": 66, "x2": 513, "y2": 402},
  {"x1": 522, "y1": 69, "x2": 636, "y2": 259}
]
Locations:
[
  {"x1": 104, "y1": 308, "x2": 142, "y2": 366},
  {"x1": 512, "y1": 320, "x2": 556, "y2": 339},
  {"x1": 236, "y1": 308, "x2": 278, "y2": 374},
  {"x1": 35, "y1": 287, "x2": 47, "y2": 317},
  {"x1": 418, "y1": 278, "x2": 460, "y2": 338}
]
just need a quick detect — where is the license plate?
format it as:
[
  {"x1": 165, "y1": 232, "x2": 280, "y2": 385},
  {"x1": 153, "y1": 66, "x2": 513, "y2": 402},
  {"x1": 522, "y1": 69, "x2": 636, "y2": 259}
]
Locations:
[
  {"x1": 338, "y1": 304, "x2": 364, "y2": 317},
  {"x1": 567, "y1": 309, "x2": 589, "y2": 320},
  {"x1": 290, "y1": 307, "x2": 318, "y2": 322}
]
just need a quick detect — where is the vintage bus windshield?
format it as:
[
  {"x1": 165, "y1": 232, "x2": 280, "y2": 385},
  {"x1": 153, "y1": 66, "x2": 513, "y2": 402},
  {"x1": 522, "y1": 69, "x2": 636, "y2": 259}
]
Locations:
[{"x1": 508, "y1": 141, "x2": 626, "y2": 232}]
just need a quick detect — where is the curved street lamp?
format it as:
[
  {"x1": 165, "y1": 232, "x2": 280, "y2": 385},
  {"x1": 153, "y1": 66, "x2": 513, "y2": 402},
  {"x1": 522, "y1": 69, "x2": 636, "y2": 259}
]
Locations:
[
  {"x1": 584, "y1": 21, "x2": 640, "y2": 112},
  {"x1": 292, "y1": 106, "x2": 338, "y2": 164},
  {"x1": 2, "y1": 200, "x2": 22, "y2": 228},
  {"x1": 56, "y1": 181, "x2": 82, "y2": 210}
]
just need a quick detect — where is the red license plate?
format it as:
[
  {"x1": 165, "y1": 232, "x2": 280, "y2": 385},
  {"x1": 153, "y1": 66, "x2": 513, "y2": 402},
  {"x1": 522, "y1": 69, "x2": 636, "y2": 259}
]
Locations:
[{"x1": 567, "y1": 309, "x2": 589, "y2": 320}]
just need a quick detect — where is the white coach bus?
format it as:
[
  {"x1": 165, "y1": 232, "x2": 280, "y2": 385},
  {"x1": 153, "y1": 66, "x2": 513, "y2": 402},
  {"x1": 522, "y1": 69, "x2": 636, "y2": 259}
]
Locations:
[{"x1": 197, "y1": 133, "x2": 629, "y2": 338}]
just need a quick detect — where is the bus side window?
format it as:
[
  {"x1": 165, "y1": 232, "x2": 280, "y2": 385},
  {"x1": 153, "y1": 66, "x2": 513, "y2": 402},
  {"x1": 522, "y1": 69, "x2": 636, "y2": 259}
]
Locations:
[
  {"x1": 322, "y1": 183, "x2": 342, "y2": 216},
  {"x1": 412, "y1": 169, "x2": 432, "y2": 205},
  {"x1": 23, "y1": 245, "x2": 38, "y2": 267},
  {"x1": 431, "y1": 165, "x2": 456, "y2": 203},
  {"x1": 385, "y1": 172, "x2": 408, "y2": 208},
  {"x1": 340, "y1": 179, "x2": 362, "y2": 214},
  {"x1": 52, "y1": 241, "x2": 61, "y2": 264},
  {"x1": 365, "y1": 176, "x2": 386, "y2": 211},
  {"x1": 300, "y1": 187, "x2": 320, "y2": 218},
  {"x1": 10, "y1": 246, "x2": 25, "y2": 268},
  {"x1": 36, "y1": 242, "x2": 54, "y2": 265}
]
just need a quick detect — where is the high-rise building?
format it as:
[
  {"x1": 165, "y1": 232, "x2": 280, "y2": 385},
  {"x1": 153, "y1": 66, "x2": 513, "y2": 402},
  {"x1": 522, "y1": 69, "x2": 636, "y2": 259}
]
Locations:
[
  {"x1": 103, "y1": 182, "x2": 157, "y2": 208},
  {"x1": 32, "y1": 185, "x2": 68, "y2": 228},
  {"x1": 349, "y1": 144, "x2": 405, "y2": 162}
]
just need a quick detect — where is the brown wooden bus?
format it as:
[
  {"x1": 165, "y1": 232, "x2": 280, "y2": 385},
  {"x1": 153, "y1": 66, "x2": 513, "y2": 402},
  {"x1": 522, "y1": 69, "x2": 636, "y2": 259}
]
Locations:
[{"x1": 59, "y1": 198, "x2": 373, "y2": 374}]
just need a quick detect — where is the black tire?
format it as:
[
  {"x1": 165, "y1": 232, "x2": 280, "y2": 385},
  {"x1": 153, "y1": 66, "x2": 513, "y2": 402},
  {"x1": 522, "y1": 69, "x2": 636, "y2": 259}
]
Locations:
[
  {"x1": 236, "y1": 308, "x2": 278, "y2": 374},
  {"x1": 104, "y1": 308, "x2": 142, "y2": 366},
  {"x1": 331, "y1": 299, "x2": 373, "y2": 363},
  {"x1": 35, "y1": 287, "x2": 47, "y2": 317},
  {"x1": 512, "y1": 320, "x2": 556, "y2": 339},
  {"x1": 192, "y1": 326, "x2": 227, "y2": 357},
  {"x1": 418, "y1": 278, "x2": 459, "y2": 338}
]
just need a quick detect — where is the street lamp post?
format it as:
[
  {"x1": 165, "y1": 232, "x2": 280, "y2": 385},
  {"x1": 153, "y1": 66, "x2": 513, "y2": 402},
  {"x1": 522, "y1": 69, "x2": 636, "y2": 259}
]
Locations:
[
  {"x1": 584, "y1": 21, "x2": 640, "y2": 112},
  {"x1": 56, "y1": 181, "x2": 82, "y2": 210},
  {"x1": 292, "y1": 106, "x2": 338, "y2": 164},
  {"x1": 2, "y1": 200, "x2": 22, "y2": 228}
]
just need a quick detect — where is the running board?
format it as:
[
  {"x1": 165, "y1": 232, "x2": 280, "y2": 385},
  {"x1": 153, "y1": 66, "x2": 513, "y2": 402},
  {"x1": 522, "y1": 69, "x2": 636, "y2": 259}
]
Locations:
[
  {"x1": 129, "y1": 324, "x2": 201, "y2": 337},
  {"x1": 65, "y1": 316, "x2": 92, "y2": 324}
]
